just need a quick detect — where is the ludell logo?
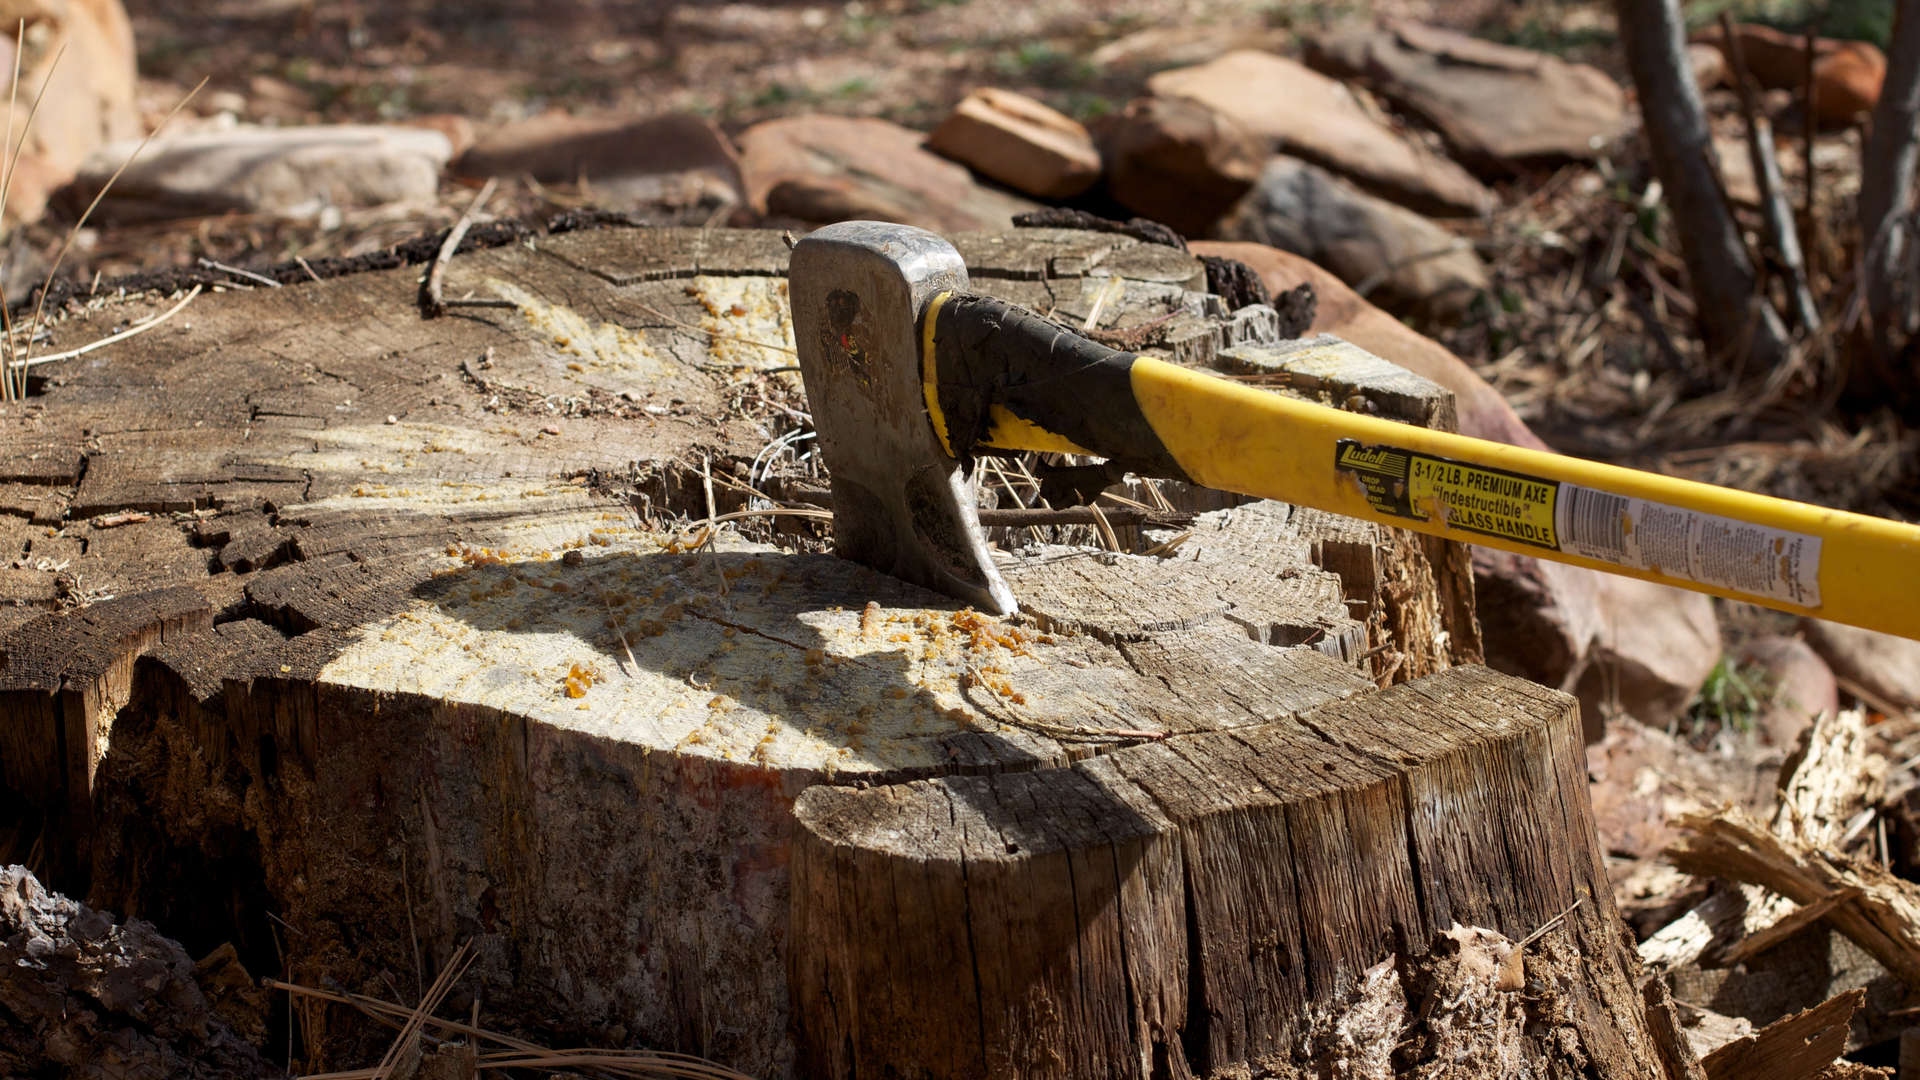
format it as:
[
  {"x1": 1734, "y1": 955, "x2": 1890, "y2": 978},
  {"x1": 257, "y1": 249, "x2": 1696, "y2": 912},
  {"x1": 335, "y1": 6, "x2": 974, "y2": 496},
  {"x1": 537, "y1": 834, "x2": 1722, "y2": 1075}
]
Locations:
[{"x1": 1336, "y1": 441, "x2": 1408, "y2": 474}]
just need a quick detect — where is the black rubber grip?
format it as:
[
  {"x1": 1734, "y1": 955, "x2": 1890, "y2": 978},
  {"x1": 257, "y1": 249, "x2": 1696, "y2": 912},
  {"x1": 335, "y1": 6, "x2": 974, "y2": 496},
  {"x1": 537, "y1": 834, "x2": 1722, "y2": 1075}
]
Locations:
[{"x1": 928, "y1": 294, "x2": 1192, "y2": 482}]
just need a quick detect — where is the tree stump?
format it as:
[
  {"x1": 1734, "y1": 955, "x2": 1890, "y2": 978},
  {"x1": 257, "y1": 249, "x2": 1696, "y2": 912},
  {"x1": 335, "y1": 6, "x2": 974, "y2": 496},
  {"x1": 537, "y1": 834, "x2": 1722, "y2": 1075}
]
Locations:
[
  {"x1": 0, "y1": 223, "x2": 1649, "y2": 1077},
  {"x1": 791, "y1": 666, "x2": 1650, "y2": 1079}
]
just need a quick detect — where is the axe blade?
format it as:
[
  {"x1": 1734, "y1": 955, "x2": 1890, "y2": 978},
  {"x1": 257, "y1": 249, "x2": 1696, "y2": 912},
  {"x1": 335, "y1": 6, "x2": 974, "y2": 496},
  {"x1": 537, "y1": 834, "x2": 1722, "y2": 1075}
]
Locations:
[{"x1": 788, "y1": 221, "x2": 1016, "y2": 615}]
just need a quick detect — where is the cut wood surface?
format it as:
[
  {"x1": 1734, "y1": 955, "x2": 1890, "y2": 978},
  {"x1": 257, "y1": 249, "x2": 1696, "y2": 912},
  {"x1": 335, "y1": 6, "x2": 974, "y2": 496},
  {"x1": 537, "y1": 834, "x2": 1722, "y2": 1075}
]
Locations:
[{"x1": 0, "y1": 222, "x2": 1639, "y2": 1078}]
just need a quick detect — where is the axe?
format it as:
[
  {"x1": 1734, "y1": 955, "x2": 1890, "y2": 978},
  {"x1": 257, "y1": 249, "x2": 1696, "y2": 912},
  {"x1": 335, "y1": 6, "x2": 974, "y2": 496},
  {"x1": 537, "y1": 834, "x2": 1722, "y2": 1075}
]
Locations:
[{"x1": 787, "y1": 221, "x2": 1920, "y2": 641}]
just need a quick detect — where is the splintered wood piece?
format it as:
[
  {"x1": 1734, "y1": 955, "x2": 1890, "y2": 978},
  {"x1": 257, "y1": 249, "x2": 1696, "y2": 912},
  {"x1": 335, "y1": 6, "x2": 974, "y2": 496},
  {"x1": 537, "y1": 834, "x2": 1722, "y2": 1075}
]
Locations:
[
  {"x1": 789, "y1": 665, "x2": 1658, "y2": 1080},
  {"x1": 1642, "y1": 709, "x2": 1885, "y2": 972},
  {"x1": 1642, "y1": 977, "x2": 1711, "y2": 1080},
  {"x1": 1718, "y1": 887, "x2": 1864, "y2": 966},
  {"x1": 1667, "y1": 806, "x2": 1920, "y2": 986},
  {"x1": 1772, "y1": 708, "x2": 1886, "y2": 846},
  {"x1": 1698, "y1": 989, "x2": 1863, "y2": 1080}
]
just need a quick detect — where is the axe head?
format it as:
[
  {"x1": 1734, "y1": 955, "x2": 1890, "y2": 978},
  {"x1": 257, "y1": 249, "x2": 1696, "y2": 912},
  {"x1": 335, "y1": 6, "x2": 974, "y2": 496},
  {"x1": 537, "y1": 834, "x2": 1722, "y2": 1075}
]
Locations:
[{"x1": 788, "y1": 221, "x2": 1016, "y2": 616}]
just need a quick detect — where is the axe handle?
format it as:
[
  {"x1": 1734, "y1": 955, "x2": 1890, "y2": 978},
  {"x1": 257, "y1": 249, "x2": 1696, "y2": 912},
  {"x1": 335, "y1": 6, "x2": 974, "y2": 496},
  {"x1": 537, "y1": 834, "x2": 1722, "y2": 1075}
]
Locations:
[{"x1": 923, "y1": 292, "x2": 1920, "y2": 640}]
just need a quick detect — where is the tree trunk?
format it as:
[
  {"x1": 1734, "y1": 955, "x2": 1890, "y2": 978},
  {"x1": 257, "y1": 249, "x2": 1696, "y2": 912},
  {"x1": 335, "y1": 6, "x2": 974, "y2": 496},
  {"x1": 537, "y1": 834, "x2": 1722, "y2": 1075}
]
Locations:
[
  {"x1": 1617, "y1": 0, "x2": 1792, "y2": 370},
  {"x1": 0, "y1": 223, "x2": 1647, "y2": 1077},
  {"x1": 1859, "y1": 0, "x2": 1920, "y2": 398}
]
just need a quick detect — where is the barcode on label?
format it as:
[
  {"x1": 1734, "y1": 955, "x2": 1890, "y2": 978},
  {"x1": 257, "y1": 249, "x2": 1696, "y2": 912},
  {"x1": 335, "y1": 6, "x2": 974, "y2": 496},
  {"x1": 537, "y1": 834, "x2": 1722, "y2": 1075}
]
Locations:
[{"x1": 1559, "y1": 485, "x2": 1630, "y2": 562}]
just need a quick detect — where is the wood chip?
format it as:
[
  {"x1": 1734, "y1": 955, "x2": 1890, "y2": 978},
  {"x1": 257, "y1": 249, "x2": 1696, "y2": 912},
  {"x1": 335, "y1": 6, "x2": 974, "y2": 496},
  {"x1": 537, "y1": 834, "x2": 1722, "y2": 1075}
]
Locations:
[{"x1": 90, "y1": 511, "x2": 152, "y2": 528}]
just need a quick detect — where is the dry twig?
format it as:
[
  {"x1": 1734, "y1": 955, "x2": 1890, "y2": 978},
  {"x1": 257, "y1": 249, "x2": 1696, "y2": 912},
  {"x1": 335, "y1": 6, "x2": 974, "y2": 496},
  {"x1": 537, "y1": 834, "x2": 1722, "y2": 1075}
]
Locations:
[
  {"x1": 198, "y1": 256, "x2": 281, "y2": 288},
  {"x1": 424, "y1": 177, "x2": 499, "y2": 317}
]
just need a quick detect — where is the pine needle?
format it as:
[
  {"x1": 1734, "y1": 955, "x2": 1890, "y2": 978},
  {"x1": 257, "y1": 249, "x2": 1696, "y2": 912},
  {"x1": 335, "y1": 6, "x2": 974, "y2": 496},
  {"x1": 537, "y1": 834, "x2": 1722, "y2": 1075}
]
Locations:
[
  {"x1": 367, "y1": 939, "x2": 474, "y2": 1080},
  {"x1": 268, "y1": 977, "x2": 758, "y2": 1080}
]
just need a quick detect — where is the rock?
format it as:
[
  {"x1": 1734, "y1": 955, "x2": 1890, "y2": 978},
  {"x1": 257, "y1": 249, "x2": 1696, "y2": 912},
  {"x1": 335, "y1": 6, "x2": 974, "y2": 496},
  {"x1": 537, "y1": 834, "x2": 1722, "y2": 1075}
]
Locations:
[
  {"x1": 1735, "y1": 635, "x2": 1840, "y2": 746},
  {"x1": 1088, "y1": 24, "x2": 1282, "y2": 76},
  {"x1": 1147, "y1": 49, "x2": 1494, "y2": 217},
  {"x1": 1219, "y1": 155, "x2": 1488, "y2": 323},
  {"x1": 406, "y1": 112, "x2": 477, "y2": 158},
  {"x1": 455, "y1": 111, "x2": 743, "y2": 213},
  {"x1": 1574, "y1": 577, "x2": 1721, "y2": 732},
  {"x1": 1473, "y1": 549, "x2": 1604, "y2": 707},
  {"x1": 1094, "y1": 96, "x2": 1265, "y2": 237},
  {"x1": 1810, "y1": 40, "x2": 1886, "y2": 124},
  {"x1": 0, "y1": 866, "x2": 273, "y2": 1078},
  {"x1": 1305, "y1": 23, "x2": 1626, "y2": 173},
  {"x1": 736, "y1": 114, "x2": 1038, "y2": 233},
  {"x1": 0, "y1": 0, "x2": 141, "y2": 230},
  {"x1": 1691, "y1": 23, "x2": 1886, "y2": 125},
  {"x1": 1801, "y1": 617, "x2": 1920, "y2": 710},
  {"x1": 1690, "y1": 42, "x2": 1729, "y2": 90},
  {"x1": 69, "y1": 124, "x2": 453, "y2": 222},
  {"x1": 925, "y1": 88, "x2": 1100, "y2": 199}
]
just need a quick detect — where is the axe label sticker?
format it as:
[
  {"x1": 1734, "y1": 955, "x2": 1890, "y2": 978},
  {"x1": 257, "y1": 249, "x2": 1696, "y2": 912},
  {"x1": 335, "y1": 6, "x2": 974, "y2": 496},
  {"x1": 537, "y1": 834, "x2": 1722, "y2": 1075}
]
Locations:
[
  {"x1": 1333, "y1": 440, "x2": 1823, "y2": 607},
  {"x1": 1334, "y1": 440, "x2": 1557, "y2": 548}
]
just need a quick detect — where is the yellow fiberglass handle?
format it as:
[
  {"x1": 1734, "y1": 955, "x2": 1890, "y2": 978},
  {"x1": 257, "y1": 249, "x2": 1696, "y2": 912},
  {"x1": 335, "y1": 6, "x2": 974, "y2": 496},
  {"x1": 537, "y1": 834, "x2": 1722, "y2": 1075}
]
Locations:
[{"x1": 1125, "y1": 357, "x2": 1920, "y2": 641}]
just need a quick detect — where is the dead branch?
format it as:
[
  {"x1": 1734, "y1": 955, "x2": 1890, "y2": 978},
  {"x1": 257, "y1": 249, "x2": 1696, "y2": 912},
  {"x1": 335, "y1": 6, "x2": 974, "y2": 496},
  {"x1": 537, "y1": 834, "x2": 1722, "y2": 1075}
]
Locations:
[
  {"x1": 1860, "y1": 0, "x2": 1920, "y2": 367},
  {"x1": 424, "y1": 177, "x2": 499, "y2": 319}
]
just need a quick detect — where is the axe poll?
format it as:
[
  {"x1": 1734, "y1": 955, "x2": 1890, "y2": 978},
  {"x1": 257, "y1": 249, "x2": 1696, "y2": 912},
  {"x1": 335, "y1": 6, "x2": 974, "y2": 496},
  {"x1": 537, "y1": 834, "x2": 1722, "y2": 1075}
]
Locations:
[{"x1": 787, "y1": 220, "x2": 1920, "y2": 641}]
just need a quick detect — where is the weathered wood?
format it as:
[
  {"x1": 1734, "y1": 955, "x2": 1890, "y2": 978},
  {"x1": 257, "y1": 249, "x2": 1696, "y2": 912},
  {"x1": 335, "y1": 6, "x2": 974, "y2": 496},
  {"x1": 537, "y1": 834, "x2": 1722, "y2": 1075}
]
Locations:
[
  {"x1": 0, "y1": 223, "x2": 1638, "y2": 1078},
  {"x1": 1214, "y1": 335, "x2": 1483, "y2": 681},
  {"x1": 1642, "y1": 709, "x2": 1885, "y2": 974},
  {"x1": 1218, "y1": 334, "x2": 1460, "y2": 432},
  {"x1": 1698, "y1": 989, "x2": 1863, "y2": 1080},
  {"x1": 790, "y1": 665, "x2": 1660, "y2": 1079}
]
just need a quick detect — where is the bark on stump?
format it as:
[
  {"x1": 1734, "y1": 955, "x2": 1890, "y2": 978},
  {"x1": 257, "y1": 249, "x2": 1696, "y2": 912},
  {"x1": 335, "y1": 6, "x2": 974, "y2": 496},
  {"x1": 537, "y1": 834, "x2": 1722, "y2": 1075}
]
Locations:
[
  {"x1": 0, "y1": 224, "x2": 1651, "y2": 1077},
  {"x1": 791, "y1": 665, "x2": 1649, "y2": 1079}
]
